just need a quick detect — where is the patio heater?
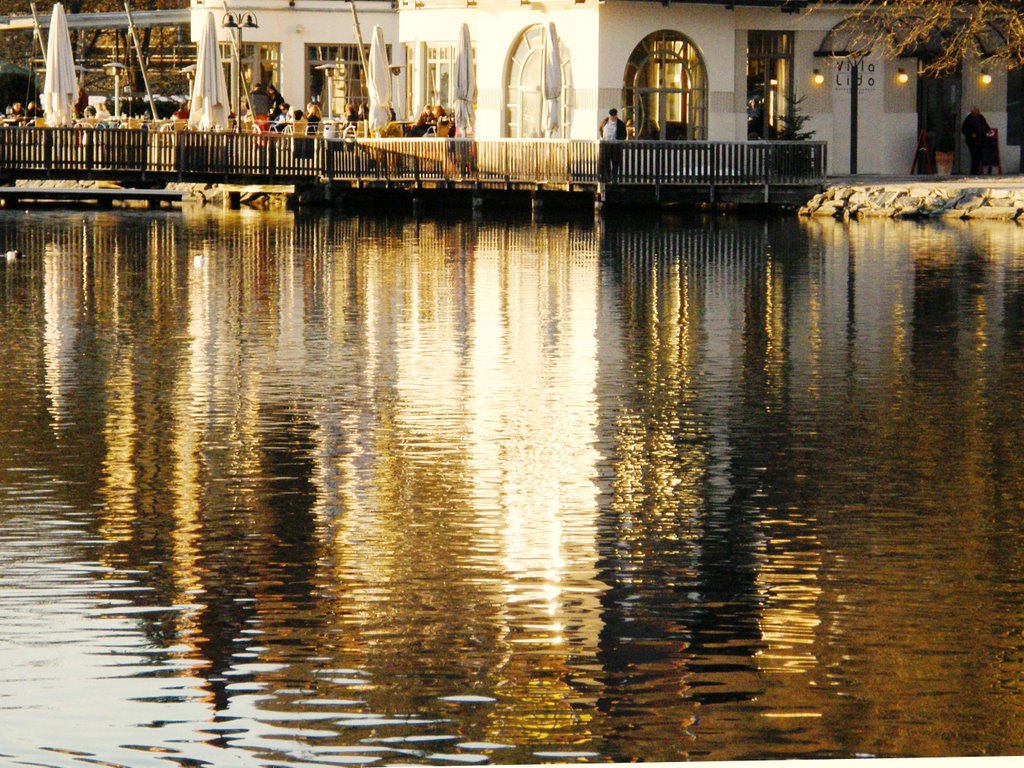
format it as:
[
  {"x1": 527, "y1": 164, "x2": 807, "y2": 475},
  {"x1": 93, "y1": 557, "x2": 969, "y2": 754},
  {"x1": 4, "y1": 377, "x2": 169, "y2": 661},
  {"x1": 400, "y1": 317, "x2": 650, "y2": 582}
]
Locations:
[
  {"x1": 222, "y1": 11, "x2": 259, "y2": 130},
  {"x1": 180, "y1": 63, "x2": 196, "y2": 100},
  {"x1": 315, "y1": 62, "x2": 344, "y2": 121},
  {"x1": 105, "y1": 62, "x2": 126, "y2": 121}
]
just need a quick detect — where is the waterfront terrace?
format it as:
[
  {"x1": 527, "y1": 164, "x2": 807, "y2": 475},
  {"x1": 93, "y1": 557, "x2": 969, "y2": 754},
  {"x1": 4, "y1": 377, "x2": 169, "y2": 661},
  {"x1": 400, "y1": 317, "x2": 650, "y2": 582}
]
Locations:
[{"x1": 0, "y1": 128, "x2": 827, "y2": 210}]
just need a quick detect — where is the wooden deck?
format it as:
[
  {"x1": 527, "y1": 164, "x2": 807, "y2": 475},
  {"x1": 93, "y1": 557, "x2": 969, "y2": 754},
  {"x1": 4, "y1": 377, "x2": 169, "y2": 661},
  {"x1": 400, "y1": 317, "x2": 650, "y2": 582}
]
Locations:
[
  {"x1": 0, "y1": 127, "x2": 827, "y2": 207},
  {"x1": 0, "y1": 185, "x2": 184, "y2": 206}
]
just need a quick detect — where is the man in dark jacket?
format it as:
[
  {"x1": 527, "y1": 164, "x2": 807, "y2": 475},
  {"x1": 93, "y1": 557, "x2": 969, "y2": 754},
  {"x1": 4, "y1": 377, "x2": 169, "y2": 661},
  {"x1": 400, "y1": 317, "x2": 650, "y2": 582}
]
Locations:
[
  {"x1": 250, "y1": 83, "x2": 272, "y2": 132},
  {"x1": 961, "y1": 105, "x2": 990, "y2": 175}
]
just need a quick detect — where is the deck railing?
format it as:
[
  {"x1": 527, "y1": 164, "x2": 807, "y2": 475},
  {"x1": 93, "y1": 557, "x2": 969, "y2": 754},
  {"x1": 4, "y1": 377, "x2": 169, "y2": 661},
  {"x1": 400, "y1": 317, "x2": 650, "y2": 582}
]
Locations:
[{"x1": 0, "y1": 127, "x2": 826, "y2": 187}]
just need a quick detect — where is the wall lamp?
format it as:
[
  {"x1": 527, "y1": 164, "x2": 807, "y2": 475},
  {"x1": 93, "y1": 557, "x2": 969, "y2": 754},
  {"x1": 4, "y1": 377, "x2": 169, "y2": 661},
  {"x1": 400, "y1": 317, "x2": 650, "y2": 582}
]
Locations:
[
  {"x1": 896, "y1": 67, "x2": 909, "y2": 84},
  {"x1": 812, "y1": 68, "x2": 824, "y2": 85},
  {"x1": 980, "y1": 70, "x2": 993, "y2": 85}
]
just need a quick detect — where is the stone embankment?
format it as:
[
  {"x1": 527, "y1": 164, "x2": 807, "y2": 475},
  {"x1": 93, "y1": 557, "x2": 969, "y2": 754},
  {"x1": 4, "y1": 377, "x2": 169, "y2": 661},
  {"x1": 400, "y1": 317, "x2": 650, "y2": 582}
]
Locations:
[{"x1": 799, "y1": 182, "x2": 1024, "y2": 221}]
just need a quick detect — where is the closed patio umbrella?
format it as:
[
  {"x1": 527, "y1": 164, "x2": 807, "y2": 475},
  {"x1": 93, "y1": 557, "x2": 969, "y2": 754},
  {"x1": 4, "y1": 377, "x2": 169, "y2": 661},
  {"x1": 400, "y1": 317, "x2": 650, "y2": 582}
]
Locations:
[
  {"x1": 543, "y1": 22, "x2": 562, "y2": 137},
  {"x1": 453, "y1": 23, "x2": 475, "y2": 137},
  {"x1": 367, "y1": 25, "x2": 392, "y2": 136},
  {"x1": 42, "y1": 3, "x2": 78, "y2": 127},
  {"x1": 188, "y1": 11, "x2": 230, "y2": 131}
]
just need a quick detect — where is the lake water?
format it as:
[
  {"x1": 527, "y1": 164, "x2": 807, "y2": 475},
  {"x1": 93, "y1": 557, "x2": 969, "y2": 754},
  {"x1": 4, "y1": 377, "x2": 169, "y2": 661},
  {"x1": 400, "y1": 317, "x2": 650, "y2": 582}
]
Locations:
[{"x1": 2, "y1": 208, "x2": 1024, "y2": 766}]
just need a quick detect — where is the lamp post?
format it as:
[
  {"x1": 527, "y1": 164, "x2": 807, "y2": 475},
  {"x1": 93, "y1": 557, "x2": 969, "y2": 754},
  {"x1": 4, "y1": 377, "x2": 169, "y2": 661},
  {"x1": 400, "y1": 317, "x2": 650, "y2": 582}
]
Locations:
[
  {"x1": 105, "y1": 62, "x2": 126, "y2": 121},
  {"x1": 221, "y1": 11, "x2": 258, "y2": 130}
]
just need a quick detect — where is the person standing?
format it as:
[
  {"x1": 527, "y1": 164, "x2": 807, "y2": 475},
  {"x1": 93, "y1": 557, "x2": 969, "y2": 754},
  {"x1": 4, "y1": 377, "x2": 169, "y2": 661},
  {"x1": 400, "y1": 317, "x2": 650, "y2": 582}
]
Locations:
[
  {"x1": 250, "y1": 83, "x2": 272, "y2": 132},
  {"x1": 598, "y1": 108, "x2": 626, "y2": 181},
  {"x1": 961, "y1": 105, "x2": 990, "y2": 175},
  {"x1": 266, "y1": 85, "x2": 285, "y2": 115}
]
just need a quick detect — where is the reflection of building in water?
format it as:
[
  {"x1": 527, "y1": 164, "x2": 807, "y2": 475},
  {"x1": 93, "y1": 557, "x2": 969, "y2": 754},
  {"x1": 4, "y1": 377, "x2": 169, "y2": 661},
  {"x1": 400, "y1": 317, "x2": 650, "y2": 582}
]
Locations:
[
  {"x1": 593, "y1": 220, "x2": 779, "y2": 760},
  {"x1": 15, "y1": 210, "x2": 1024, "y2": 758},
  {"x1": 43, "y1": 239, "x2": 83, "y2": 433},
  {"x1": 299, "y1": 219, "x2": 612, "y2": 743},
  {"x1": 463, "y1": 224, "x2": 606, "y2": 739}
]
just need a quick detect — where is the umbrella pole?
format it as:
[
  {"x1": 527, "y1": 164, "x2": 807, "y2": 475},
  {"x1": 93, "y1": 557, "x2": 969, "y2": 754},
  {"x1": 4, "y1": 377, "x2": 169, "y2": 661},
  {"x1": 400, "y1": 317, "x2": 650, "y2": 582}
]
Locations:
[
  {"x1": 348, "y1": 1, "x2": 371, "y2": 101},
  {"x1": 122, "y1": 0, "x2": 158, "y2": 120},
  {"x1": 221, "y1": 1, "x2": 256, "y2": 130}
]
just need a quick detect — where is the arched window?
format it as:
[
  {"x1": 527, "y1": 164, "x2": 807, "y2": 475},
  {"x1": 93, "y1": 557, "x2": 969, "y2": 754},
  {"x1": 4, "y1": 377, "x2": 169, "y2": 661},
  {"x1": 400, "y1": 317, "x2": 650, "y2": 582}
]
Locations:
[
  {"x1": 504, "y1": 25, "x2": 572, "y2": 138},
  {"x1": 623, "y1": 31, "x2": 707, "y2": 140}
]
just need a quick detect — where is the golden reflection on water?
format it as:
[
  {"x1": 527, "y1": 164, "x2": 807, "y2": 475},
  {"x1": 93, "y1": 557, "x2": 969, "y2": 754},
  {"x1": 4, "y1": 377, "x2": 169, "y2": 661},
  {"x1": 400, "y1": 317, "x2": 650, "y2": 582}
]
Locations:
[{"x1": 5, "y1": 210, "x2": 1024, "y2": 762}]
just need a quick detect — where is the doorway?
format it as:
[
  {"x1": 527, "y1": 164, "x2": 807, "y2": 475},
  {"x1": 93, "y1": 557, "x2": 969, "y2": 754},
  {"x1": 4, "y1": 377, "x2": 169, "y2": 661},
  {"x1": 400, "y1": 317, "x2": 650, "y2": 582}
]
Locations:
[{"x1": 918, "y1": 70, "x2": 961, "y2": 173}]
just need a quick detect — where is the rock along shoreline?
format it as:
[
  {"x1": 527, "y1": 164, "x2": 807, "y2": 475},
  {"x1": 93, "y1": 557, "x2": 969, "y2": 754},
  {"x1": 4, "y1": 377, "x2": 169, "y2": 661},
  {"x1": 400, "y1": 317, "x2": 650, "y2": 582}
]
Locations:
[{"x1": 799, "y1": 181, "x2": 1024, "y2": 222}]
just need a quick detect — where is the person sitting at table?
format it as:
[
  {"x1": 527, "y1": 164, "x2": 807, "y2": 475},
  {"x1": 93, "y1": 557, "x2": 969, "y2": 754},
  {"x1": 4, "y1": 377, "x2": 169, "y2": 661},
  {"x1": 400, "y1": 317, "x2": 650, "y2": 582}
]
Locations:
[
  {"x1": 408, "y1": 105, "x2": 433, "y2": 137},
  {"x1": 292, "y1": 108, "x2": 315, "y2": 159},
  {"x1": 76, "y1": 105, "x2": 98, "y2": 128},
  {"x1": 25, "y1": 101, "x2": 40, "y2": 121},
  {"x1": 305, "y1": 102, "x2": 322, "y2": 134},
  {"x1": 272, "y1": 103, "x2": 291, "y2": 132},
  {"x1": 173, "y1": 100, "x2": 190, "y2": 120},
  {"x1": 343, "y1": 101, "x2": 359, "y2": 123},
  {"x1": 436, "y1": 113, "x2": 453, "y2": 138},
  {"x1": 270, "y1": 100, "x2": 288, "y2": 124},
  {"x1": 7, "y1": 102, "x2": 25, "y2": 124}
]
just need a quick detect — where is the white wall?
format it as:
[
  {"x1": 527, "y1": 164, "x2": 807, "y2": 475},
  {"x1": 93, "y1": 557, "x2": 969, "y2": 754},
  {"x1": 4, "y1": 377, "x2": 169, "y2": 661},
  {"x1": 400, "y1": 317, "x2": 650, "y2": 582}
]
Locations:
[
  {"x1": 190, "y1": 0, "x2": 398, "y2": 115},
  {"x1": 395, "y1": 4, "x2": 601, "y2": 138}
]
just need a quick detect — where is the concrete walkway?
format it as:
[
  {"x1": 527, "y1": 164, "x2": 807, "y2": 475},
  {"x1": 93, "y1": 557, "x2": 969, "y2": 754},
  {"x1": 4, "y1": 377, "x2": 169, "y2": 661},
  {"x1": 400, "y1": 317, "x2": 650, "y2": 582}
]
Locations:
[{"x1": 826, "y1": 174, "x2": 1024, "y2": 190}]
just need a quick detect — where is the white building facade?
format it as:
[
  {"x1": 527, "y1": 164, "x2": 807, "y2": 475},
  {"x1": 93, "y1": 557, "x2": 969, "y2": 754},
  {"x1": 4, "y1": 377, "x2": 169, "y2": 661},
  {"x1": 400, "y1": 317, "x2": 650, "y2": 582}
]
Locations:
[{"x1": 189, "y1": 0, "x2": 1018, "y2": 175}]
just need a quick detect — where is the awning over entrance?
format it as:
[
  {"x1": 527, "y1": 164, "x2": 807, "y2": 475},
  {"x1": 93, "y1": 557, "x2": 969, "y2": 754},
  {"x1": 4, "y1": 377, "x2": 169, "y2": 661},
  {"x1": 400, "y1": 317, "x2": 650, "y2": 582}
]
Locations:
[
  {"x1": 814, "y1": 17, "x2": 873, "y2": 60},
  {"x1": 814, "y1": 14, "x2": 1008, "y2": 61}
]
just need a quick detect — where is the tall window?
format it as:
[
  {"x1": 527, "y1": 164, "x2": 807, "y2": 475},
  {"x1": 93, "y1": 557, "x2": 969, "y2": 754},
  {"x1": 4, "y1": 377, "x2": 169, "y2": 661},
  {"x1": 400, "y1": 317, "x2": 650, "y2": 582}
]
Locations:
[
  {"x1": 406, "y1": 43, "x2": 475, "y2": 116},
  {"x1": 427, "y1": 45, "x2": 454, "y2": 108},
  {"x1": 306, "y1": 44, "x2": 375, "y2": 115},
  {"x1": 1007, "y1": 68, "x2": 1024, "y2": 146},
  {"x1": 504, "y1": 25, "x2": 570, "y2": 138},
  {"x1": 745, "y1": 31, "x2": 792, "y2": 140},
  {"x1": 219, "y1": 42, "x2": 279, "y2": 111},
  {"x1": 623, "y1": 31, "x2": 707, "y2": 140}
]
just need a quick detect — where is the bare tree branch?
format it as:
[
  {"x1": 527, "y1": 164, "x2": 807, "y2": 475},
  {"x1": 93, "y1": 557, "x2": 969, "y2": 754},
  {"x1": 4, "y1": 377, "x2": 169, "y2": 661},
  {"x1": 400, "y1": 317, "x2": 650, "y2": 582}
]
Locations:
[{"x1": 819, "y1": 0, "x2": 1024, "y2": 72}]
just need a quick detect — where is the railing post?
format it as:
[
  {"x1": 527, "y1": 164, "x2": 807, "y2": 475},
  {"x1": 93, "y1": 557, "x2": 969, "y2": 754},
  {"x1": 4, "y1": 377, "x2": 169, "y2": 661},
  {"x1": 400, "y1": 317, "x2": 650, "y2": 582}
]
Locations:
[
  {"x1": 44, "y1": 129, "x2": 53, "y2": 178},
  {"x1": 85, "y1": 129, "x2": 94, "y2": 173}
]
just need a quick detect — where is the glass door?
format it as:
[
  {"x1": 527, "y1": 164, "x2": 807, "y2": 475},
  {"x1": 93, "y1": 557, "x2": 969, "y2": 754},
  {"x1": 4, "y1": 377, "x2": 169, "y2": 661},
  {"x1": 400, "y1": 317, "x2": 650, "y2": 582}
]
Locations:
[{"x1": 917, "y1": 70, "x2": 961, "y2": 173}]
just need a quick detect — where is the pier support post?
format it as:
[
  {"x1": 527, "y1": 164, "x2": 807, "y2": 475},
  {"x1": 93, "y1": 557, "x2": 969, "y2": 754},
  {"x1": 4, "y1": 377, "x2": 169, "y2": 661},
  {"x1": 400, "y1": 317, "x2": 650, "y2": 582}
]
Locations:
[
  {"x1": 531, "y1": 192, "x2": 543, "y2": 222},
  {"x1": 412, "y1": 195, "x2": 423, "y2": 217},
  {"x1": 225, "y1": 190, "x2": 242, "y2": 210}
]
